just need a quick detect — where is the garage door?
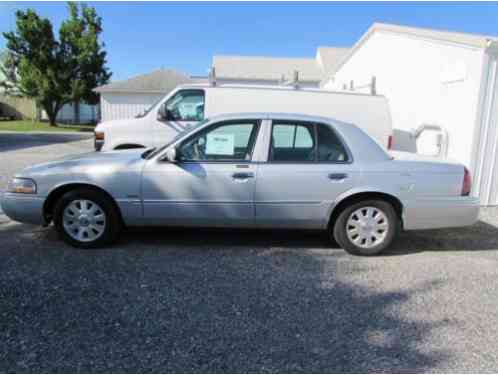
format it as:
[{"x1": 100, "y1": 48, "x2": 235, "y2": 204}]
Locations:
[{"x1": 100, "y1": 93, "x2": 164, "y2": 122}]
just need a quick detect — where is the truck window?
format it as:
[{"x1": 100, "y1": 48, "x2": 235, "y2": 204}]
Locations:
[{"x1": 166, "y1": 90, "x2": 205, "y2": 122}]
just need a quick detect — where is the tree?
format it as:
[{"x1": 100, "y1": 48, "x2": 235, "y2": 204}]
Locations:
[
  {"x1": 0, "y1": 50, "x2": 20, "y2": 96},
  {"x1": 2, "y1": 3, "x2": 111, "y2": 126}
]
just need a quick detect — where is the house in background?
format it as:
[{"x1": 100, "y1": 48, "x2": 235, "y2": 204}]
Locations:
[
  {"x1": 93, "y1": 47, "x2": 349, "y2": 122},
  {"x1": 1, "y1": 63, "x2": 96, "y2": 123},
  {"x1": 211, "y1": 47, "x2": 349, "y2": 87},
  {"x1": 322, "y1": 23, "x2": 498, "y2": 205},
  {"x1": 95, "y1": 69, "x2": 206, "y2": 122},
  {"x1": 40, "y1": 102, "x2": 98, "y2": 124}
]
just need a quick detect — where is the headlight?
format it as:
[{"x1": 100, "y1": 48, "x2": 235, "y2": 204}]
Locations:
[{"x1": 7, "y1": 178, "x2": 37, "y2": 194}]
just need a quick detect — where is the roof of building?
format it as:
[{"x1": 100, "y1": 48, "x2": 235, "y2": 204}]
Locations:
[
  {"x1": 329, "y1": 22, "x2": 498, "y2": 78},
  {"x1": 95, "y1": 69, "x2": 196, "y2": 93},
  {"x1": 373, "y1": 22, "x2": 497, "y2": 48},
  {"x1": 212, "y1": 55, "x2": 326, "y2": 83},
  {"x1": 315, "y1": 47, "x2": 350, "y2": 76}
]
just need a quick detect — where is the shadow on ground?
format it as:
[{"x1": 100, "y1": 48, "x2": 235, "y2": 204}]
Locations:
[
  {"x1": 115, "y1": 219, "x2": 498, "y2": 255},
  {"x1": 0, "y1": 218, "x2": 471, "y2": 372},
  {"x1": 0, "y1": 133, "x2": 92, "y2": 152}
]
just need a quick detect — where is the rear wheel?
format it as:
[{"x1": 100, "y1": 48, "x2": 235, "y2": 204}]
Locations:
[
  {"x1": 333, "y1": 200, "x2": 399, "y2": 256},
  {"x1": 54, "y1": 188, "x2": 122, "y2": 248}
]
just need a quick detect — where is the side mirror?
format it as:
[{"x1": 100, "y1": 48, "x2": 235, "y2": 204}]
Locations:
[
  {"x1": 164, "y1": 147, "x2": 177, "y2": 162},
  {"x1": 157, "y1": 104, "x2": 167, "y2": 121}
]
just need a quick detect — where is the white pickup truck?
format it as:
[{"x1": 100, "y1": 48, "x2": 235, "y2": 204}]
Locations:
[{"x1": 94, "y1": 83, "x2": 394, "y2": 151}]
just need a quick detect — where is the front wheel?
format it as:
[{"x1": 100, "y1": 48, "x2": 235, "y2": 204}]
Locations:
[
  {"x1": 53, "y1": 188, "x2": 122, "y2": 248},
  {"x1": 333, "y1": 200, "x2": 399, "y2": 256}
]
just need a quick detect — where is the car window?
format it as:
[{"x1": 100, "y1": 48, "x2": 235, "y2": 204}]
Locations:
[
  {"x1": 165, "y1": 90, "x2": 205, "y2": 122},
  {"x1": 178, "y1": 120, "x2": 259, "y2": 162},
  {"x1": 270, "y1": 122, "x2": 315, "y2": 162},
  {"x1": 317, "y1": 124, "x2": 349, "y2": 162}
]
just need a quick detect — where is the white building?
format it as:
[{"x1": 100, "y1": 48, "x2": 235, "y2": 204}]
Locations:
[
  {"x1": 212, "y1": 47, "x2": 349, "y2": 88},
  {"x1": 322, "y1": 23, "x2": 498, "y2": 206},
  {"x1": 95, "y1": 69, "x2": 202, "y2": 122}
]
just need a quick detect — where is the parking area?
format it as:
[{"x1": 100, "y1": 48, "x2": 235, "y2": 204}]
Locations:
[{"x1": 1, "y1": 133, "x2": 498, "y2": 372}]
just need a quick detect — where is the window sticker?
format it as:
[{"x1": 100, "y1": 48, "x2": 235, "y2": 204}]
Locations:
[{"x1": 206, "y1": 133, "x2": 235, "y2": 155}]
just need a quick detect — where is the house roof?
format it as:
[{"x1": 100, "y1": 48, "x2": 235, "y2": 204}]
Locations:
[
  {"x1": 316, "y1": 47, "x2": 350, "y2": 76},
  {"x1": 212, "y1": 55, "x2": 325, "y2": 83},
  {"x1": 330, "y1": 22, "x2": 498, "y2": 78},
  {"x1": 95, "y1": 69, "x2": 194, "y2": 93}
]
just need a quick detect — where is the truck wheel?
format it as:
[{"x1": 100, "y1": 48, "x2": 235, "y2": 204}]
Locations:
[
  {"x1": 333, "y1": 200, "x2": 399, "y2": 256},
  {"x1": 53, "y1": 188, "x2": 122, "y2": 248}
]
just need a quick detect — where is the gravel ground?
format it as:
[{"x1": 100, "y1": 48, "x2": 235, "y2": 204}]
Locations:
[{"x1": 1, "y1": 133, "x2": 498, "y2": 373}]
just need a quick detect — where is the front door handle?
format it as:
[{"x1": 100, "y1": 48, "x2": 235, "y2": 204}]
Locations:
[
  {"x1": 328, "y1": 173, "x2": 348, "y2": 181},
  {"x1": 232, "y1": 172, "x2": 254, "y2": 179}
]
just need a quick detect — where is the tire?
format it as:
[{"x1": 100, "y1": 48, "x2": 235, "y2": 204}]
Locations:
[
  {"x1": 53, "y1": 188, "x2": 122, "y2": 248},
  {"x1": 333, "y1": 200, "x2": 399, "y2": 256}
]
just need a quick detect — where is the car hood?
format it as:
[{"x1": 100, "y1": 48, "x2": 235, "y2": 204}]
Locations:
[{"x1": 17, "y1": 148, "x2": 149, "y2": 177}]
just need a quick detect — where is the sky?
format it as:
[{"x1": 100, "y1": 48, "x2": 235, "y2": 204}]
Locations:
[{"x1": 1, "y1": 1, "x2": 498, "y2": 82}]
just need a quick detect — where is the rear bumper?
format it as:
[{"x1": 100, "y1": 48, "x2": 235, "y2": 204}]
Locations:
[
  {"x1": 0, "y1": 193, "x2": 46, "y2": 225},
  {"x1": 403, "y1": 196, "x2": 480, "y2": 230}
]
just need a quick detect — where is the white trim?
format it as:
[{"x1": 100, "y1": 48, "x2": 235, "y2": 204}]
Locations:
[
  {"x1": 475, "y1": 57, "x2": 498, "y2": 204},
  {"x1": 470, "y1": 51, "x2": 491, "y2": 195}
]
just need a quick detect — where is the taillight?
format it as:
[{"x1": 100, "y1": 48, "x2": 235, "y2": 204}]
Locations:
[
  {"x1": 462, "y1": 167, "x2": 471, "y2": 196},
  {"x1": 387, "y1": 135, "x2": 393, "y2": 150}
]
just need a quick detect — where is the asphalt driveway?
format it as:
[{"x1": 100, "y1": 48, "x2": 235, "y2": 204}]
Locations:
[{"x1": 1, "y1": 133, "x2": 498, "y2": 372}]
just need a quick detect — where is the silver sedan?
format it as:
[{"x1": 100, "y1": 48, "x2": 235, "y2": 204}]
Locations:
[{"x1": 1, "y1": 113, "x2": 479, "y2": 255}]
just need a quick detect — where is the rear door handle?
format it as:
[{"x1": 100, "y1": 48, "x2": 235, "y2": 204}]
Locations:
[
  {"x1": 328, "y1": 173, "x2": 348, "y2": 181},
  {"x1": 232, "y1": 172, "x2": 254, "y2": 179}
]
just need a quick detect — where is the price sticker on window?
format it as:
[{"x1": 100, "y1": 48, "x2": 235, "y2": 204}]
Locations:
[{"x1": 206, "y1": 133, "x2": 235, "y2": 155}]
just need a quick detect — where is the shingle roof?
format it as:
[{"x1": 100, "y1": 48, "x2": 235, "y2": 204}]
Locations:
[
  {"x1": 212, "y1": 55, "x2": 325, "y2": 83},
  {"x1": 95, "y1": 69, "x2": 194, "y2": 93},
  {"x1": 330, "y1": 22, "x2": 498, "y2": 77}
]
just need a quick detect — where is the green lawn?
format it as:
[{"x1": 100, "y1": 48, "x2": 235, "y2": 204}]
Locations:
[{"x1": 0, "y1": 120, "x2": 95, "y2": 132}]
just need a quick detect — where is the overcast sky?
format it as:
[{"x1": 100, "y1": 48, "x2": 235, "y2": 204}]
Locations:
[{"x1": 1, "y1": 1, "x2": 497, "y2": 81}]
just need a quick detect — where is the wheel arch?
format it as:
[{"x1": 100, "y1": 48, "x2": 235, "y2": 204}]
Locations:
[
  {"x1": 328, "y1": 190, "x2": 404, "y2": 229},
  {"x1": 113, "y1": 144, "x2": 145, "y2": 150},
  {"x1": 43, "y1": 183, "x2": 124, "y2": 224}
]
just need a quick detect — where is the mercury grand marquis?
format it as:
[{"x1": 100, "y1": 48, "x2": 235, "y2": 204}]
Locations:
[{"x1": 1, "y1": 113, "x2": 479, "y2": 255}]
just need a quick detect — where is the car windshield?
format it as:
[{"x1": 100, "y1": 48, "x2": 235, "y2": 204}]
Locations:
[
  {"x1": 135, "y1": 96, "x2": 165, "y2": 118},
  {"x1": 145, "y1": 118, "x2": 210, "y2": 159}
]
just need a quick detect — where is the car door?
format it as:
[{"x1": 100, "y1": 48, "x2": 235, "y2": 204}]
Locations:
[
  {"x1": 141, "y1": 118, "x2": 261, "y2": 227},
  {"x1": 255, "y1": 119, "x2": 360, "y2": 229},
  {"x1": 152, "y1": 89, "x2": 206, "y2": 147}
]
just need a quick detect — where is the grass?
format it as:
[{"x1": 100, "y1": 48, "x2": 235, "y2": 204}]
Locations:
[{"x1": 0, "y1": 120, "x2": 95, "y2": 133}]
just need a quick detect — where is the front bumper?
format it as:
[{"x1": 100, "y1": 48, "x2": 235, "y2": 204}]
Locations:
[
  {"x1": 94, "y1": 138, "x2": 104, "y2": 151},
  {"x1": 1, "y1": 193, "x2": 46, "y2": 225},
  {"x1": 403, "y1": 196, "x2": 480, "y2": 230}
]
